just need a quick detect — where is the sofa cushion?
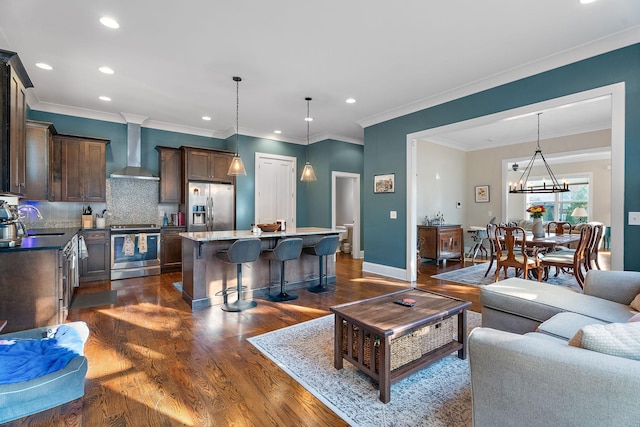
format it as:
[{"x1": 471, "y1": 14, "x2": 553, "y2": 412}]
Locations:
[
  {"x1": 482, "y1": 278, "x2": 635, "y2": 326},
  {"x1": 568, "y1": 322, "x2": 640, "y2": 360},
  {"x1": 630, "y1": 293, "x2": 640, "y2": 311},
  {"x1": 537, "y1": 312, "x2": 607, "y2": 341}
]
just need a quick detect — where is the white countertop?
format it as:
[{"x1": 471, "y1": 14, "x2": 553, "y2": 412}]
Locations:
[{"x1": 180, "y1": 227, "x2": 344, "y2": 242}]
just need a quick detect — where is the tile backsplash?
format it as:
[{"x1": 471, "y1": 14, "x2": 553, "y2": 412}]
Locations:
[{"x1": 20, "y1": 178, "x2": 179, "y2": 229}]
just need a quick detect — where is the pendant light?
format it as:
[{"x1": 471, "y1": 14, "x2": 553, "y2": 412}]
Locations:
[
  {"x1": 509, "y1": 112, "x2": 568, "y2": 194},
  {"x1": 227, "y1": 76, "x2": 247, "y2": 176},
  {"x1": 300, "y1": 97, "x2": 317, "y2": 181}
]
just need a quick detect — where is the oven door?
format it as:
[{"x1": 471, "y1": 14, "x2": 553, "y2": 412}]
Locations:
[{"x1": 111, "y1": 232, "x2": 161, "y2": 280}]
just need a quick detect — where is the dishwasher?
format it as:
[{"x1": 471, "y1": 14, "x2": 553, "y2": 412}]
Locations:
[{"x1": 61, "y1": 234, "x2": 79, "y2": 321}]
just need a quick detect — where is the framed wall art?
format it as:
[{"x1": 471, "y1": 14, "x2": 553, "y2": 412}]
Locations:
[
  {"x1": 475, "y1": 185, "x2": 490, "y2": 203},
  {"x1": 374, "y1": 174, "x2": 395, "y2": 193}
]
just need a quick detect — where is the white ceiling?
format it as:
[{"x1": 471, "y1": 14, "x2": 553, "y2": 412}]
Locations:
[{"x1": 1, "y1": 0, "x2": 639, "y2": 145}]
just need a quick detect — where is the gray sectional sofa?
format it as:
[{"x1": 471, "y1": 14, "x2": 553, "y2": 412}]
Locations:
[{"x1": 469, "y1": 270, "x2": 640, "y2": 427}]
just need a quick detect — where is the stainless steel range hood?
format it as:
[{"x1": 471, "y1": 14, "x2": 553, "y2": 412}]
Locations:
[{"x1": 110, "y1": 116, "x2": 159, "y2": 180}]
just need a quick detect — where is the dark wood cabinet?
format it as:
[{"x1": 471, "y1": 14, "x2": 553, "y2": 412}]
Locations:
[
  {"x1": 156, "y1": 146, "x2": 182, "y2": 203},
  {"x1": 55, "y1": 135, "x2": 109, "y2": 202},
  {"x1": 418, "y1": 225, "x2": 463, "y2": 262},
  {"x1": 0, "y1": 49, "x2": 32, "y2": 194},
  {"x1": 161, "y1": 227, "x2": 185, "y2": 273},
  {"x1": 80, "y1": 229, "x2": 111, "y2": 282},
  {"x1": 24, "y1": 120, "x2": 57, "y2": 200},
  {"x1": 182, "y1": 147, "x2": 234, "y2": 183},
  {"x1": 0, "y1": 248, "x2": 62, "y2": 333}
]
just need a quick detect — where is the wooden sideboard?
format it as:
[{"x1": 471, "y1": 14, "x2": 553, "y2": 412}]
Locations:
[{"x1": 418, "y1": 225, "x2": 463, "y2": 262}]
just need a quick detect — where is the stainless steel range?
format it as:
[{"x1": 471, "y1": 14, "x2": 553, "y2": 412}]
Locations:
[{"x1": 110, "y1": 224, "x2": 161, "y2": 280}]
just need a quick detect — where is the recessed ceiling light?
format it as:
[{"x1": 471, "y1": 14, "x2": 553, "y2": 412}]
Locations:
[
  {"x1": 274, "y1": 130, "x2": 282, "y2": 134},
  {"x1": 202, "y1": 116, "x2": 211, "y2": 121},
  {"x1": 305, "y1": 117, "x2": 313, "y2": 122},
  {"x1": 346, "y1": 98, "x2": 356, "y2": 104},
  {"x1": 100, "y1": 16, "x2": 119, "y2": 29},
  {"x1": 35, "y1": 63, "x2": 53, "y2": 70},
  {"x1": 580, "y1": 0, "x2": 597, "y2": 4},
  {"x1": 98, "y1": 96, "x2": 111, "y2": 102},
  {"x1": 99, "y1": 66, "x2": 114, "y2": 74}
]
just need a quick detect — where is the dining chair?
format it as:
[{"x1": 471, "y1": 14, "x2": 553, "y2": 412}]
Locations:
[
  {"x1": 546, "y1": 221, "x2": 572, "y2": 236},
  {"x1": 537, "y1": 224, "x2": 592, "y2": 288},
  {"x1": 493, "y1": 225, "x2": 539, "y2": 282},
  {"x1": 484, "y1": 223, "x2": 501, "y2": 277},
  {"x1": 586, "y1": 222, "x2": 604, "y2": 270}
]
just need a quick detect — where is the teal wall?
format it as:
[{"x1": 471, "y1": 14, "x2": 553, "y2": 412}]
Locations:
[
  {"x1": 307, "y1": 139, "x2": 364, "y2": 229},
  {"x1": 364, "y1": 43, "x2": 640, "y2": 270},
  {"x1": 26, "y1": 110, "x2": 363, "y2": 232}
]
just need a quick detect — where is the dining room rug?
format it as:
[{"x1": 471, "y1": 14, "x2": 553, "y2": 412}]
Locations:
[
  {"x1": 248, "y1": 311, "x2": 482, "y2": 427},
  {"x1": 431, "y1": 262, "x2": 582, "y2": 291},
  {"x1": 69, "y1": 290, "x2": 117, "y2": 310}
]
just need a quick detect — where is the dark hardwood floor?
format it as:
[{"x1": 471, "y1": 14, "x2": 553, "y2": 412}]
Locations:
[{"x1": 6, "y1": 250, "x2": 608, "y2": 426}]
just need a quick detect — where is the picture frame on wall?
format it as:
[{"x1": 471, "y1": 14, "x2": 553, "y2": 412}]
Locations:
[
  {"x1": 475, "y1": 185, "x2": 490, "y2": 203},
  {"x1": 374, "y1": 174, "x2": 395, "y2": 193}
]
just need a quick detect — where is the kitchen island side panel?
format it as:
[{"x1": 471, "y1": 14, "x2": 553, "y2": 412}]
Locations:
[{"x1": 0, "y1": 249, "x2": 61, "y2": 333}]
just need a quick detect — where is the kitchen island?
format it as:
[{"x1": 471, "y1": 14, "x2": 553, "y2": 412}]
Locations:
[{"x1": 180, "y1": 227, "x2": 343, "y2": 310}]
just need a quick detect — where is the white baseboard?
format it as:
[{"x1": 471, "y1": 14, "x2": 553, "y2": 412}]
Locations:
[{"x1": 362, "y1": 261, "x2": 409, "y2": 282}]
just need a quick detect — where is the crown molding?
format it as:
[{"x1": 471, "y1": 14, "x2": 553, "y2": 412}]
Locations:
[{"x1": 357, "y1": 26, "x2": 640, "y2": 129}]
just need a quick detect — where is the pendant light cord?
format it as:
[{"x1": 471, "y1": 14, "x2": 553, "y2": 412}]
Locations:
[
  {"x1": 236, "y1": 78, "x2": 240, "y2": 156},
  {"x1": 306, "y1": 98, "x2": 310, "y2": 162}
]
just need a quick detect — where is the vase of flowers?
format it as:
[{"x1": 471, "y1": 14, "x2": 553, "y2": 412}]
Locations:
[{"x1": 527, "y1": 205, "x2": 546, "y2": 238}]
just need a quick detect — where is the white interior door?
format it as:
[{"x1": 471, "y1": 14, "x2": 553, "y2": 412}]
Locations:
[{"x1": 255, "y1": 153, "x2": 296, "y2": 226}]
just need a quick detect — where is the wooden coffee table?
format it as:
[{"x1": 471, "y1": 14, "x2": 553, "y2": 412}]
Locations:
[{"x1": 330, "y1": 288, "x2": 471, "y2": 403}]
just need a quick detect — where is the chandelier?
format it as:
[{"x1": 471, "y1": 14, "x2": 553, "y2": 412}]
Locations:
[
  {"x1": 509, "y1": 112, "x2": 568, "y2": 194},
  {"x1": 300, "y1": 97, "x2": 317, "y2": 182},
  {"x1": 227, "y1": 76, "x2": 247, "y2": 176}
]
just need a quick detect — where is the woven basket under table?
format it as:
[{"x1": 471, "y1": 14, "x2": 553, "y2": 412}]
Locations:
[{"x1": 341, "y1": 316, "x2": 456, "y2": 373}]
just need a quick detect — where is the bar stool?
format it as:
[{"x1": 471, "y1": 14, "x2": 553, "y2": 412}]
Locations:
[
  {"x1": 216, "y1": 238, "x2": 262, "y2": 312},
  {"x1": 303, "y1": 235, "x2": 340, "y2": 293},
  {"x1": 262, "y1": 238, "x2": 303, "y2": 302}
]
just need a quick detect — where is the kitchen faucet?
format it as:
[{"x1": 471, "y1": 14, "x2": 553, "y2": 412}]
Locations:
[{"x1": 18, "y1": 205, "x2": 44, "y2": 220}]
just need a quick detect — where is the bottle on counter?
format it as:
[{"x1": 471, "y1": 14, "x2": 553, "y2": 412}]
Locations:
[{"x1": 163, "y1": 213, "x2": 169, "y2": 226}]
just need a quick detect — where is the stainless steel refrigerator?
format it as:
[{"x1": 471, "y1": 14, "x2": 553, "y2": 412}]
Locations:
[{"x1": 187, "y1": 182, "x2": 235, "y2": 232}]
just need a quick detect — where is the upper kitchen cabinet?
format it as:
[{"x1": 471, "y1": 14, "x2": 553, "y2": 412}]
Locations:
[
  {"x1": 55, "y1": 134, "x2": 110, "y2": 202},
  {"x1": 182, "y1": 147, "x2": 234, "y2": 183},
  {"x1": 156, "y1": 146, "x2": 182, "y2": 203},
  {"x1": 25, "y1": 120, "x2": 57, "y2": 200},
  {"x1": 0, "y1": 49, "x2": 33, "y2": 194}
]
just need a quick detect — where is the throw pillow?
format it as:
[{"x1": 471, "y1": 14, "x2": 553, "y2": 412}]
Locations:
[
  {"x1": 629, "y1": 313, "x2": 640, "y2": 322},
  {"x1": 568, "y1": 322, "x2": 640, "y2": 360},
  {"x1": 631, "y1": 294, "x2": 640, "y2": 311}
]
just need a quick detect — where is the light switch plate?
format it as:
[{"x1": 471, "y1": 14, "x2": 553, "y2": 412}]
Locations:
[
  {"x1": 629, "y1": 212, "x2": 640, "y2": 225},
  {"x1": 390, "y1": 210, "x2": 397, "y2": 219}
]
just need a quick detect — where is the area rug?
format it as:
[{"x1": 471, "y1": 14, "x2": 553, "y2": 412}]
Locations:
[
  {"x1": 432, "y1": 262, "x2": 582, "y2": 292},
  {"x1": 69, "y1": 290, "x2": 117, "y2": 309},
  {"x1": 248, "y1": 311, "x2": 482, "y2": 427}
]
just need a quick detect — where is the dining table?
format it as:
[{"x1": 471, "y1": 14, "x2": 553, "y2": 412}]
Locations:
[{"x1": 523, "y1": 232, "x2": 581, "y2": 250}]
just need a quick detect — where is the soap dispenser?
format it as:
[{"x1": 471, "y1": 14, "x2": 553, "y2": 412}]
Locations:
[{"x1": 163, "y1": 212, "x2": 169, "y2": 227}]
